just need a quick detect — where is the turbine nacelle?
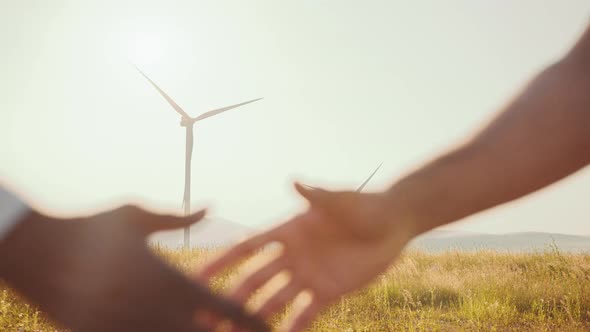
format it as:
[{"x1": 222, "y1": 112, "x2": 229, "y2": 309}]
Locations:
[{"x1": 180, "y1": 117, "x2": 194, "y2": 127}]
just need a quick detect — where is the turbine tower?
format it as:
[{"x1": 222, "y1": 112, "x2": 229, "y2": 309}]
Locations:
[{"x1": 135, "y1": 66, "x2": 262, "y2": 248}]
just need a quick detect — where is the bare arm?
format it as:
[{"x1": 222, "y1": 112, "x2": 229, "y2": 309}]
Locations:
[
  {"x1": 391, "y1": 26, "x2": 590, "y2": 235},
  {"x1": 197, "y1": 25, "x2": 590, "y2": 332}
]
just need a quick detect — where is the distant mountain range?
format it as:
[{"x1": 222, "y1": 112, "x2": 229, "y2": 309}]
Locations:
[
  {"x1": 410, "y1": 230, "x2": 590, "y2": 253},
  {"x1": 149, "y1": 217, "x2": 254, "y2": 248},
  {"x1": 149, "y1": 219, "x2": 590, "y2": 253}
]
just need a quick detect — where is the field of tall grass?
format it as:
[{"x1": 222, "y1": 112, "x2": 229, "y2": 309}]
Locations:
[{"x1": 1, "y1": 246, "x2": 589, "y2": 331}]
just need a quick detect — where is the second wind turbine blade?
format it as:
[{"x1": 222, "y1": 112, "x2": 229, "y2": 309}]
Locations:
[
  {"x1": 192, "y1": 98, "x2": 263, "y2": 122},
  {"x1": 134, "y1": 65, "x2": 191, "y2": 119},
  {"x1": 356, "y1": 163, "x2": 383, "y2": 193}
]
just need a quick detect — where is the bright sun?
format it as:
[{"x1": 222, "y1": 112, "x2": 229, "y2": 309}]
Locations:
[{"x1": 126, "y1": 31, "x2": 165, "y2": 65}]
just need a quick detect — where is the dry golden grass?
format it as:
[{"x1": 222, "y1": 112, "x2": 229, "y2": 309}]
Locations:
[{"x1": 1, "y1": 246, "x2": 589, "y2": 331}]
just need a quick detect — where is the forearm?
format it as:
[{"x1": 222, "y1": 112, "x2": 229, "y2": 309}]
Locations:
[{"x1": 387, "y1": 58, "x2": 590, "y2": 236}]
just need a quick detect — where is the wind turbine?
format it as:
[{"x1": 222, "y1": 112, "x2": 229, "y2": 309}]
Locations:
[
  {"x1": 135, "y1": 65, "x2": 262, "y2": 248},
  {"x1": 304, "y1": 163, "x2": 383, "y2": 193}
]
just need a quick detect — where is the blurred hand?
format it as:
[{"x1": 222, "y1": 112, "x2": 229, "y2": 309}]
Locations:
[
  {"x1": 198, "y1": 183, "x2": 415, "y2": 331},
  {"x1": 0, "y1": 205, "x2": 268, "y2": 332}
]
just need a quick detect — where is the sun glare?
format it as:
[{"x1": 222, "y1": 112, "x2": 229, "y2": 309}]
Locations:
[{"x1": 126, "y1": 32, "x2": 165, "y2": 65}]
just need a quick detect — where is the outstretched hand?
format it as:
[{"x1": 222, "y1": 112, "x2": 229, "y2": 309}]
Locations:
[
  {"x1": 198, "y1": 183, "x2": 415, "y2": 331},
  {"x1": 0, "y1": 205, "x2": 268, "y2": 332}
]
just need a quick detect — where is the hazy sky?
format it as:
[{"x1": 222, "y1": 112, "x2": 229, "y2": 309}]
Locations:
[{"x1": 1, "y1": 0, "x2": 589, "y2": 235}]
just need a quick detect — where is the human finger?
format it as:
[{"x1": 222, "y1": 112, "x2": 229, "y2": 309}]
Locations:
[
  {"x1": 281, "y1": 299, "x2": 322, "y2": 332},
  {"x1": 197, "y1": 231, "x2": 276, "y2": 281},
  {"x1": 229, "y1": 255, "x2": 288, "y2": 303},
  {"x1": 255, "y1": 279, "x2": 301, "y2": 319}
]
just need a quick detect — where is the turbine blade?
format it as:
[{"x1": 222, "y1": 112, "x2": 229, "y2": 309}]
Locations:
[
  {"x1": 134, "y1": 65, "x2": 191, "y2": 119},
  {"x1": 193, "y1": 98, "x2": 263, "y2": 122},
  {"x1": 356, "y1": 162, "x2": 383, "y2": 193}
]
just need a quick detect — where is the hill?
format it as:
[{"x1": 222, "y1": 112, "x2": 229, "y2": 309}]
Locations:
[
  {"x1": 149, "y1": 216, "x2": 253, "y2": 248},
  {"x1": 412, "y1": 230, "x2": 590, "y2": 253}
]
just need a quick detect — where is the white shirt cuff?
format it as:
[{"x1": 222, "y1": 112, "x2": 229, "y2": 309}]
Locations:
[{"x1": 0, "y1": 187, "x2": 29, "y2": 241}]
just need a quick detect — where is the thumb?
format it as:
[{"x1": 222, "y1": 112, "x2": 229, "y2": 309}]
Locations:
[
  {"x1": 295, "y1": 182, "x2": 356, "y2": 216},
  {"x1": 138, "y1": 208, "x2": 207, "y2": 235},
  {"x1": 294, "y1": 182, "x2": 333, "y2": 206}
]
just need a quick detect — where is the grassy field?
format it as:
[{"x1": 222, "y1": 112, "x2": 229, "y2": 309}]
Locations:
[{"x1": 1, "y1": 246, "x2": 589, "y2": 331}]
